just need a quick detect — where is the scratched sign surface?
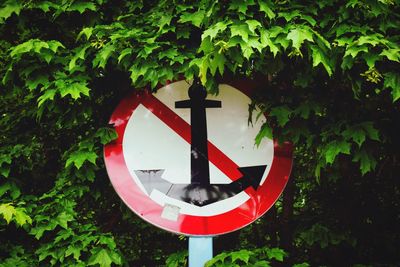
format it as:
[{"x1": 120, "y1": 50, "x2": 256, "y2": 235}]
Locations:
[{"x1": 104, "y1": 80, "x2": 293, "y2": 236}]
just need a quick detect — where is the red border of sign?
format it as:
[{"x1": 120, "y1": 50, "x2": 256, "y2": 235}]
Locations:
[{"x1": 104, "y1": 80, "x2": 293, "y2": 236}]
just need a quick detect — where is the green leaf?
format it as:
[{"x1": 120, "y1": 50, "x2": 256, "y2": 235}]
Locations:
[
  {"x1": 56, "y1": 212, "x2": 74, "y2": 229},
  {"x1": 59, "y1": 82, "x2": 90, "y2": 100},
  {"x1": 10, "y1": 40, "x2": 34, "y2": 58},
  {"x1": 255, "y1": 123, "x2": 273, "y2": 147},
  {"x1": 258, "y1": 0, "x2": 275, "y2": 19},
  {"x1": 353, "y1": 149, "x2": 377, "y2": 175},
  {"x1": 231, "y1": 24, "x2": 251, "y2": 42},
  {"x1": 245, "y1": 19, "x2": 261, "y2": 34},
  {"x1": 310, "y1": 45, "x2": 332, "y2": 76},
  {"x1": 293, "y1": 263, "x2": 310, "y2": 267},
  {"x1": 380, "y1": 48, "x2": 400, "y2": 62},
  {"x1": 118, "y1": 48, "x2": 132, "y2": 63},
  {"x1": 254, "y1": 261, "x2": 271, "y2": 267},
  {"x1": 265, "y1": 248, "x2": 286, "y2": 262},
  {"x1": 69, "y1": 45, "x2": 90, "y2": 71},
  {"x1": 93, "y1": 44, "x2": 115, "y2": 69},
  {"x1": 14, "y1": 208, "x2": 32, "y2": 226},
  {"x1": 199, "y1": 37, "x2": 214, "y2": 54},
  {"x1": 342, "y1": 127, "x2": 366, "y2": 147},
  {"x1": 0, "y1": 0, "x2": 22, "y2": 23},
  {"x1": 269, "y1": 106, "x2": 292, "y2": 126},
  {"x1": 37, "y1": 89, "x2": 57, "y2": 107},
  {"x1": 77, "y1": 27, "x2": 93, "y2": 41},
  {"x1": 65, "y1": 245, "x2": 82, "y2": 261},
  {"x1": 383, "y1": 72, "x2": 400, "y2": 102},
  {"x1": 202, "y1": 21, "x2": 231, "y2": 40},
  {"x1": 324, "y1": 140, "x2": 351, "y2": 164},
  {"x1": 48, "y1": 40, "x2": 65, "y2": 53},
  {"x1": 260, "y1": 29, "x2": 280, "y2": 56},
  {"x1": 67, "y1": 1, "x2": 97, "y2": 13},
  {"x1": 209, "y1": 52, "x2": 225, "y2": 76},
  {"x1": 35, "y1": 1, "x2": 59, "y2": 12},
  {"x1": 179, "y1": 10, "x2": 205, "y2": 27},
  {"x1": 278, "y1": 10, "x2": 301, "y2": 22},
  {"x1": 230, "y1": 249, "x2": 253, "y2": 263},
  {"x1": 239, "y1": 40, "x2": 254, "y2": 59},
  {"x1": 0, "y1": 203, "x2": 15, "y2": 224},
  {"x1": 229, "y1": 0, "x2": 252, "y2": 14},
  {"x1": 344, "y1": 44, "x2": 368, "y2": 58},
  {"x1": 95, "y1": 128, "x2": 118, "y2": 145},
  {"x1": 360, "y1": 122, "x2": 380, "y2": 141},
  {"x1": 287, "y1": 27, "x2": 314, "y2": 50},
  {"x1": 66, "y1": 150, "x2": 98, "y2": 169},
  {"x1": 88, "y1": 249, "x2": 113, "y2": 267}
]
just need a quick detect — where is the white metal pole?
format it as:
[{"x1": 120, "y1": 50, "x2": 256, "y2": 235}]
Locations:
[{"x1": 188, "y1": 236, "x2": 213, "y2": 267}]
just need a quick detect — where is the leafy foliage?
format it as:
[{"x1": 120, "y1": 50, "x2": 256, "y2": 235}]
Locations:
[{"x1": 1, "y1": 0, "x2": 399, "y2": 266}]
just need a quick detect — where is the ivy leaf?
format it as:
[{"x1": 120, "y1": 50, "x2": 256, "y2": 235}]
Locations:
[
  {"x1": 353, "y1": 149, "x2": 377, "y2": 175},
  {"x1": 59, "y1": 82, "x2": 90, "y2": 100},
  {"x1": 265, "y1": 248, "x2": 286, "y2": 262},
  {"x1": 229, "y1": 0, "x2": 251, "y2": 14},
  {"x1": 255, "y1": 123, "x2": 273, "y2": 147},
  {"x1": 37, "y1": 89, "x2": 57, "y2": 107},
  {"x1": 10, "y1": 40, "x2": 34, "y2": 58},
  {"x1": 0, "y1": 165, "x2": 10, "y2": 177},
  {"x1": 67, "y1": 1, "x2": 97, "y2": 14},
  {"x1": 324, "y1": 140, "x2": 351, "y2": 164},
  {"x1": 260, "y1": 29, "x2": 280, "y2": 56},
  {"x1": 93, "y1": 44, "x2": 115, "y2": 69},
  {"x1": 66, "y1": 150, "x2": 98, "y2": 169},
  {"x1": 383, "y1": 72, "x2": 400, "y2": 102},
  {"x1": 287, "y1": 27, "x2": 314, "y2": 50},
  {"x1": 35, "y1": 1, "x2": 59, "y2": 12},
  {"x1": 344, "y1": 44, "x2": 368, "y2": 58},
  {"x1": 230, "y1": 249, "x2": 253, "y2": 263},
  {"x1": 245, "y1": 19, "x2": 261, "y2": 34},
  {"x1": 56, "y1": 212, "x2": 74, "y2": 229},
  {"x1": 380, "y1": 48, "x2": 400, "y2": 62},
  {"x1": 269, "y1": 105, "x2": 292, "y2": 126},
  {"x1": 0, "y1": 0, "x2": 22, "y2": 23},
  {"x1": 239, "y1": 40, "x2": 254, "y2": 59},
  {"x1": 65, "y1": 245, "x2": 82, "y2": 261},
  {"x1": 88, "y1": 249, "x2": 113, "y2": 267},
  {"x1": 293, "y1": 263, "x2": 310, "y2": 267},
  {"x1": 69, "y1": 45, "x2": 90, "y2": 71},
  {"x1": 0, "y1": 203, "x2": 15, "y2": 224},
  {"x1": 14, "y1": 208, "x2": 32, "y2": 226},
  {"x1": 310, "y1": 45, "x2": 333, "y2": 76},
  {"x1": 254, "y1": 261, "x2": 271, "y2": 267},
  {"x1": 360, "y1": 122, "x2": 380, "y2": 141},
  {"x1": 95, "y1": 128, "x2": 118, "y2": 145},
  {"x1": 179, "y1": 10, "x2": 205, "y2": 27},
  {"x1": 209, "y1": 52, "x2": 225, "y2": 76},
  {"x1": 118, "y1": 48, "x2": 132, "y2": 63},
  {"x1": 258, "y1": 0, "x2": 275, "y2": 19},
  {"x1": 248, "y1": 36, "x2": 263, "y2": 53},
  {"x1": 202, "y1": 21, "x2": 231, "y2": 40},
  {"x1": 48, "y1": 40, "x2": 65, "y2": 53},
  {"x1": 231, "y1": 24, "x2": 251, "y2": 42},
  {"x1": 342, "y1": 127, "x2": 366, "y2": 147},
  {"x1": 77, "y1": 27, "x2": 93, "y2": 41}
]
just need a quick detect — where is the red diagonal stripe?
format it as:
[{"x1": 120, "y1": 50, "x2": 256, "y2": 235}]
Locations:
[{"x1": 141, "y1": 94, "x2": 243, "y2": 181}]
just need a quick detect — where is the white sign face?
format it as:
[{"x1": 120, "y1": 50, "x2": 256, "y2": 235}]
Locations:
[
  {"x1": 122, "y1": 81, "x2": 274, "y2": 216},
  {"x1": 104, "y1": 79, "x2": 293, "y2": 236}
]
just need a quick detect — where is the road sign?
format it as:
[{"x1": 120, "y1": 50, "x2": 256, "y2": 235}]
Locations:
[{"x1": 104, "y1": 79, "x2": 293, "y2": 236}]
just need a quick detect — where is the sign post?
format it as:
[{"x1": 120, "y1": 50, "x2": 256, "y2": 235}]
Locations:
[
  {"x1": 188, "y1": 236, "x2": 213, "y2": 267},
  {"x1": 104, "y1": 79, "x2": 293, "y2": 263}
]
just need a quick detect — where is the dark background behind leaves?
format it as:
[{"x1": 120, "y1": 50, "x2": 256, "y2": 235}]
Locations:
[{"x1": 0, "y1": 0, "x2": 399, "y2": 266}]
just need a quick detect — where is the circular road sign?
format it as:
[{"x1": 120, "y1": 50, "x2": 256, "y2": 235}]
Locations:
[{"x1": 104, "y1": 79, "x2": 293, "y2": 236}]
